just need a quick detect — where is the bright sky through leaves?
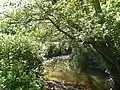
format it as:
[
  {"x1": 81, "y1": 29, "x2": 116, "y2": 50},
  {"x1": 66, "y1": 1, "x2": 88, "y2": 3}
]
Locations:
[
  {"x1": 0, "y1": 0, "x2": 34, "y2": 14},
  {"x1": 0, "y1": 0, "x2": 16, "y2": 14}
]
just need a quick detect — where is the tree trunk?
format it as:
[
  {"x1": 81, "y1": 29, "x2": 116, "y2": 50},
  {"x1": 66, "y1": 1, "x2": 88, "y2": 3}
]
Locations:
[
  {"x1": 93, "y1": 0, "x2": 102, "y2": 13},
  {"x1": 92, "y1": 41, "x2": 120, "y2": 90},
  {"x1": 91, "y1": 0, "x2": 120, "y2": 89},
  {"x1": 104, "y1": 59, "x2": 120, "y2": 90}
]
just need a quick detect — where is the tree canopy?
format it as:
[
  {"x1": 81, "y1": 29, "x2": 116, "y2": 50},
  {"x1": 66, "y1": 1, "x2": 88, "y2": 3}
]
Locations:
[{"x1": 1, "y1": 0, "x2": 120, "y2": 89}]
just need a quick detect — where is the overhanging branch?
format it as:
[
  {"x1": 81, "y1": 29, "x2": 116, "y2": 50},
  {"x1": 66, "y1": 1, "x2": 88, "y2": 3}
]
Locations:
[{"x1": 47, "y1": 17, "x2": 75, "y2": 40}]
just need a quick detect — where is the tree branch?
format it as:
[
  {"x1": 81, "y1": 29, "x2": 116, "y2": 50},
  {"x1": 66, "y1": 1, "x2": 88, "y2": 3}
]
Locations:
[{"x1": 47, "y1": 17, "x2": 75, "y2": 40}]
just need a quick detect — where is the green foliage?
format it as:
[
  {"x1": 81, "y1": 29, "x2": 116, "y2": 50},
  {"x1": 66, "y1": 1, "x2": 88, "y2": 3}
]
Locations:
[
  {"x1": 0, "y1": 34, "x2": 43, "y2": 90},
  {"x1": 1, "y1": 0, "x2": 120, "y2": 88}
]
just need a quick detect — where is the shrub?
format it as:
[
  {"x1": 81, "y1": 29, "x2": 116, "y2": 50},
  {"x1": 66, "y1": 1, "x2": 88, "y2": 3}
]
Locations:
[{"x1": 0, "y1": 34, "x2": 44, "y2": 90}]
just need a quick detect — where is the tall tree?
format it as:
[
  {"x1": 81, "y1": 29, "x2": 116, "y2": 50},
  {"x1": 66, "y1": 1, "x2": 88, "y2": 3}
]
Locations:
[{"x1": 1, "y1": 0, "x2": 120, "y2": 89}]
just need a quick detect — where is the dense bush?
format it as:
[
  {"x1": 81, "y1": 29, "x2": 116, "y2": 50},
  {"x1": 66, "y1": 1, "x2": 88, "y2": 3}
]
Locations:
[{"x1": 0, "y1": 34, "x2": 44, "y2": 90}]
